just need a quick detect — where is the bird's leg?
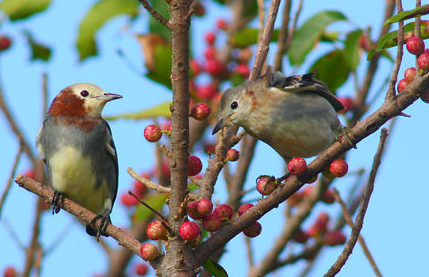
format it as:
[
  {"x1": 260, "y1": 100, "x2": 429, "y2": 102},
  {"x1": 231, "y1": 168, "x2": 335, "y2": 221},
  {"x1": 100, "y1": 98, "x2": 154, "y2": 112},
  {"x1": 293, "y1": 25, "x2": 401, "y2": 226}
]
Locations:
[
  {"x1": 276, "y1": 172, "x2": 291, "y2": 184},
  {"x1": 337, "y1": 127, "x2": 356, "y2": 149},
  {"x1": 87, "y1": 214, "x2": 111, "y2": 241},
  {"x1": 51, "y1": 190, "x2": 63, "y2": 214}
]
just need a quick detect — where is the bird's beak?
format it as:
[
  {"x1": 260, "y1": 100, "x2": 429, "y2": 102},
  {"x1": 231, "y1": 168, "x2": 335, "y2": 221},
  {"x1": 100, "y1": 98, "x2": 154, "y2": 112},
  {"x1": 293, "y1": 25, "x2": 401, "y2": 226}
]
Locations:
[
  {"x1": 97, "y1": 93, "x2": 123, "y2": 102},
  {"x1": 212, "y1": 117, "x2": 230, "y2": 135}
]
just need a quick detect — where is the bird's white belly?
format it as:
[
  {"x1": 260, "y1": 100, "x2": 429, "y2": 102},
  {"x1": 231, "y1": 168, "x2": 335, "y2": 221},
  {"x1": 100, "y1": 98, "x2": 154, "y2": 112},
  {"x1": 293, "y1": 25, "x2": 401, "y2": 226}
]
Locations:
[{"x1": 49, "y1": 146, "x2": 109, "y2": 214}]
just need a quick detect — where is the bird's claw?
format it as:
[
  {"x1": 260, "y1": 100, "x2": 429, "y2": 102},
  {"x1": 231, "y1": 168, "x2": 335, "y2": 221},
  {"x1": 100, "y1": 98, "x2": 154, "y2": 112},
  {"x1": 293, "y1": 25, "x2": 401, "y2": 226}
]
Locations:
[
  {"x1": 337, "y1": 127, "x2": 356, "y2": 149},
  {"x1": 87, "y1": 214, "x2": 111, "y2": 241},
  {"x1": 51, "y1": 191, "x2": 62, "y2": 214}
]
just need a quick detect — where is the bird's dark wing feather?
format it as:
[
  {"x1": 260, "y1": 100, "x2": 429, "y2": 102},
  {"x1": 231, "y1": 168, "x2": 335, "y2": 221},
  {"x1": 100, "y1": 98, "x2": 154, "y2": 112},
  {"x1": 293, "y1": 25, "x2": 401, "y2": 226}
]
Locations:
[
  {"x1": 269, "y1": 72, "x2": 345, "y2": 112},
  {"x1": 103, "y1": 120, "x2": 119, "y2": 210}
]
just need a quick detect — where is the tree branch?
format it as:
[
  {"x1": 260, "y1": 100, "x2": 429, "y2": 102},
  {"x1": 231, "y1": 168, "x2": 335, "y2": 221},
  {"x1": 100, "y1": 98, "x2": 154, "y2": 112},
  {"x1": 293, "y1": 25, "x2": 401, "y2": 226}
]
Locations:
[{"x1": 138, "y1": 0, "x2": 171, "y2": 30}]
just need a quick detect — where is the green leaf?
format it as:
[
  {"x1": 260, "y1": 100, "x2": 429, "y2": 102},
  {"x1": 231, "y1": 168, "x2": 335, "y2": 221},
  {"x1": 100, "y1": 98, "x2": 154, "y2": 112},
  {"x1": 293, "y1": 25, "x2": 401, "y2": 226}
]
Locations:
[
  {"x1": 106, "y1": 101, "x2": 171, "y2": 121},
  {"x1": 134, "y1": 193, "x2": 168, "y2": 222},
  {"x1": 288, "y1": 10, "x2": 348, "y2": 65},
  {"x1": 385, "y1": 5, "x2": 429, "y2": 25},
  {"x1": 0, "y1": 0, "x2": 51, "y2": 21},
  {"x1": 76, "y1": 0, "x2": 139, "y2": 60},
  {"x1": 148, "y1": 0, "x2": 170, "y2": 41},
  {"x1": 24, "y1": 31, "x2": 51, "y2": 62},
  {"x1": 368, "y1": 21, "x2": 429, "y2": 60},
  {"x1": 309, "y1": 49, "x2": 350, "y2": 92},
  {"x1": 343, "y1": 29, "x2": 363, "y2": 70},
  {"x1": 146, "y1": 44, "x2": 172, "y2": 88},
  {"x1": 231, "y1": 28, "x2": 279, "y2": 49},
  {"x1": 202, "y1": 259, "x2": 228, "y2": 277}
]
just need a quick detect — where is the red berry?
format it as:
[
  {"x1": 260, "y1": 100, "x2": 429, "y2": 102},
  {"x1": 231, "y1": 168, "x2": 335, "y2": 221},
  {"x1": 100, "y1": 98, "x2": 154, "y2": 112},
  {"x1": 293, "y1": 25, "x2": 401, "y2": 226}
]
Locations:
[
  {"x1": 202, "y1": 213, "x2": 222, "y2": 232},
  {"x1": 160, "y1": 120, "x2": 172, "y2": 132},
  {"x1": 3, "y1": 266, "x2": 17, "y2": 277},
  {"x1": 337, "y1": 97, "x2": 353, "y2": 114},
  {"x1": 293, "y1": 229, "x2": 310, "y2": 243},
  {"x1": 418, "y1": 53, "x2": 429, "y2": 71},
  {"x1": 205, "y1": 58, "x2": 224, "y2": 76},
  {"x1": 197, "y1": 83, "x2": 218, "y2": 100},
  {"x1": 190, "y1": 103, "x2": 211, "y2": 120},
  {"x1": 243, "y1": 221, "x2": 262, "y2": 238},
  {"x1": 288, "y1": 191, "x2": 303, "y2": 206},
  {"x1": 322, "y1": 189, "x2": 335, "y2": 204},
  {"x1": 235, "y1": 63, "x2": 250, "y2": 78},
  {"x1": 194, "y1": 3, "x2": 205, "y2": 16},
  {"x1": 203, "y1": 143, "x2": 216, "y2": 154},
  {"x1": 146, "y1": 220, "x2": 167, "y2": 240},
  {"x1": 190, "y1": 59, "x2": 201, "y2": 76},
  {"x1": 154, "y1": 160, "x2": 171, "y2": 180},
  {"x1": 213, "y1": 204, "x2": 233, "y2": 220},
  {"x1": 204, "y1": 47, "x2": 216, "y2": 60},
  {"x1": 197, "y1": 198, "x2": 213, "y2": 216},
  {"x1": 397, "y1": 79, "x2": 408, "y2": 93},
  {"x1": 188, "y1": 155, "x2": 202, "y2": 176},
  {"x1": 406, "y1": 37, "x2": 425, "y2": 55},
  {"x1": 226, "y1": 149, "x2": 239, "y2": 161},
  {"x1": 323, "y1": 231, "x2": 347, "y2": 246},
  {"x1": 0, "y1": 36, "x2": 11, "y2": 51},
  {"x1": 308, "y1": 213, "x2": 330, "y2": 237},
  {"x1": 256, "y1": 176, "x2": 276, "y2": 195},
  {"x1": 420, "y1": 88, "x2": 429, "y2": 103},
  {"x1": 121, "y1": 193, "x2": 138, "y2": 207},
  {"x1": 216, "y1": 19, "x2": 228, "y2": 30},
  {"x1": 144, "y1": 124, "x2": 162, "y2": 142},
  {"x1": 238, "y1": 203, "x2": 254, "y2": 216},
  {"x1": 205, "y1": 32, "x2": 216, "y2": 45},
  {"x1": 329, "y1": 159, "x2": 348, "y2": 177},
  {"x1": 140, "y1": 242, "x2": 159, "y2": 261},
  {"x1": 404, "y1": 67, "x2": 417, "y2": 83},
  {"x1": 135, "y1": 263, "x2": 148, "y2": 275},
  {"x1": 179, "y1": 221, "x2": 200, "y2": 241},
  {"x1": 186, "y1": 200, "x2": 204, "y2": 220},
  {"x1": 133, "y1": 178, "x2": 147, "y2": 198},
  {"x1": 287, "y1": 157, "x2": 307, "y2": 176}
]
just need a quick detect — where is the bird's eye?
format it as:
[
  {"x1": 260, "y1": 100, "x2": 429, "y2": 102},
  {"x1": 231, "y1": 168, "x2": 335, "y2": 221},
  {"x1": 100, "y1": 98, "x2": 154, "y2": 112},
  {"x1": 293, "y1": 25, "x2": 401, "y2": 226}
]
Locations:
[
  {"x1": 231, "y1": 101, "x2": 238, "y2": 109},
  {"x1": 80, "y1": 90, "x2": 89, "y2": 97}
]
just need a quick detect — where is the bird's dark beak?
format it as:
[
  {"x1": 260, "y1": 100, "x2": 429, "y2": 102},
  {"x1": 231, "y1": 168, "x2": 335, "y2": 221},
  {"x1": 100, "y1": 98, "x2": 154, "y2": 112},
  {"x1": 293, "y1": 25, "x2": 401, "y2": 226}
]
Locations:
[
  {"x1": 98, "y1": 93, "x2": 123, "y2": 102},
  {"x1": 212, "y1": 118, "x2": 227, "y2": 135}
]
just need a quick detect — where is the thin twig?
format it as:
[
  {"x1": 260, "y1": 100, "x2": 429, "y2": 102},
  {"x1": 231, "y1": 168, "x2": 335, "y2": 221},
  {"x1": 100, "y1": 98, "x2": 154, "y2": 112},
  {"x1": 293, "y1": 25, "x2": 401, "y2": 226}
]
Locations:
[
  {"x1": 0, "y1": 145, "x2": 23, "y2": 219},
  {"x1": 285, "y1": 0, "x2": 303, "y2": 53},
  {"x1": 128, "y1": 190, "x2": 168, "y2": 222},
  {"x1": 273, "y1": 0, "x2": 291, "y2": 70},
  {"x1": 1, "y1": 217, "x2": 26, "y2": 249},
  {"x1": 244, "y1": 236, "x2": 254, "y2": 266},
  {"x1": 414, "y1": 0, "x2": 422, "y2": 71},
  {"x1": 42, "y1": 73, "x2": 48, "y2": 116},
  {"x1": 257, "y1": 0, "x2": 265, "y2": 43},
  {"x1": 323, "y1": 128, "x2": 388, "y2": 277},
  {"x1": 386, "y1": 0, "x2": 405, "y2": 100},
  {"x1": 332, "y1": 189, "x2": 383, "y2": 277},
  {"x1": 138, "y1": 0, "x2": 171, "y2": 29}
]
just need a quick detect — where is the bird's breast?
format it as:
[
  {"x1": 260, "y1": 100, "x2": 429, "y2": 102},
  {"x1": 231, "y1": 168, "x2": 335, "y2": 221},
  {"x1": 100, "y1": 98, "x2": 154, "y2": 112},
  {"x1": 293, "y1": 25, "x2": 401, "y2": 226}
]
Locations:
[{"x1": 48, "y1": 145, "x2": 110, "y2": 214}]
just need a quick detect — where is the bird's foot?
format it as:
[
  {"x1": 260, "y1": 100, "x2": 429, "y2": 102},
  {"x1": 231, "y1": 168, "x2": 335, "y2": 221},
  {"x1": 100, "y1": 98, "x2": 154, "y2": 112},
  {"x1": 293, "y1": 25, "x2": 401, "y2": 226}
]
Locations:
[
  {"x1": 50, "y1": 191, "x2": 63, "y2": 215},
  {"x1": 87, "y1": 214, "x2": 111, "y2": 241},
  {"x1": 337, "y1": 127, "x2": 356, "y2": 149},
  {"x1": 256, "y1": 173, "x2": 291, "y2": 187}
]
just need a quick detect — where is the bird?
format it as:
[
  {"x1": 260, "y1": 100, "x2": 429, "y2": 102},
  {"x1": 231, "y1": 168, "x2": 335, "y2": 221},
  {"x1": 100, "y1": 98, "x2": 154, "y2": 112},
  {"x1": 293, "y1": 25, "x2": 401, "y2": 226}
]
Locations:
[
  {"x1": 213, "y1": 69, "x2": 348, "y2": 167},
  {"x1": 36, "y1": 83, "x2": 122, "y2": 239}
]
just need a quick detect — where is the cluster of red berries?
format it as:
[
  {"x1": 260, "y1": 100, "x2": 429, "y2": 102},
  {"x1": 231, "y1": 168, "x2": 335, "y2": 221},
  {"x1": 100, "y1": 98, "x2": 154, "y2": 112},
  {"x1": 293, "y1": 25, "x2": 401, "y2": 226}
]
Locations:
[
  {"x1": 3, "y1": 266, "x2": 17, "y2": 277},
  {"x1": 256, "y1": 158, "x2": 348, "y2": 196},
  {"x1": 288, "y1": 185, "x2": 335, "y2": 207},
  {"x1": 0, "y1": 36, "x2": 11, "y2": 52},
  {"x1": 293, "y1": 213, "x2": 346, "y2": 246},
  {"x1": 399, "y1": 36, "x2": 429, "y2": 102}
]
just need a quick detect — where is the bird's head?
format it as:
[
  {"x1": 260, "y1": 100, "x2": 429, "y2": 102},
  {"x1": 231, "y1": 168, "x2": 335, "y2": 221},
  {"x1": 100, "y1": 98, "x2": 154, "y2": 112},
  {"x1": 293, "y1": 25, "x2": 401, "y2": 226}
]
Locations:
[
  {"x1": 212, "y1": 81, "x2": 263, "y2": 135},
  {"x1": 48, "y1": 83, "x2": 122, "y2": 118}
]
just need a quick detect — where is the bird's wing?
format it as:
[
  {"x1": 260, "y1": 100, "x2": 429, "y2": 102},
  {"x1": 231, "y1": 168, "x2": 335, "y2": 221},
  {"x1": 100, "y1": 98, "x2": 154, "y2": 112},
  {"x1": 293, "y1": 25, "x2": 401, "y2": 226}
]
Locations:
[
  {"x1": 103, "y1": 120, "x2": 119, "y2": 209},
  {"x1": 269, "y1": 72, "x2": 345, "y2": 112},
  {"x1": 36, "y1": 125, "x2": 45, "y2": 161}
]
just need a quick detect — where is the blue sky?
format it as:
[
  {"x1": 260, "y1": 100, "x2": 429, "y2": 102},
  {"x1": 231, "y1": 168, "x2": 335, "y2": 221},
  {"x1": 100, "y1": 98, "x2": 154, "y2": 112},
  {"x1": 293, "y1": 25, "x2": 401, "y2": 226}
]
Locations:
[{"x1": 1, "y1": 0, "x2": 428, "y2": 276}]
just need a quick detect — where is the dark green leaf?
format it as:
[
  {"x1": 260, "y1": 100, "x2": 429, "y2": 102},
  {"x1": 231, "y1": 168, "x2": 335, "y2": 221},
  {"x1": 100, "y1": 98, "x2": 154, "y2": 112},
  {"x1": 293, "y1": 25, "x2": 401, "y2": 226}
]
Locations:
[
  {"x1": 146, "y1": 44, "x2": 172, "y2": 88},
  {"x1": 344, "y1": 29, "x2": 363, "y2": 70},
  {"x1": 148, "y1": 0, "x2": 170, "y2": 41},
  {"x1": 385, "y1": 5, "x2": 429, "y2": 25},
  {"x1": 24, "y1": 31, "x2": 51, "y2": 62},
  {"x1": 134, "y1": 193, "x2": 168, "y2": 222},
  {"x1": 76, "y1": 0, "x2": 139, "y2": 60},
  {"x1": 0, "y1": 0, "x2": 51, "y2": 21},
  {"x1": 105, "y1": 101, "x2": 171, "y2": 121},
  {"x1": 243, "y1": 0, "x2": 257, "y2": 18},
  {"x1": 288, "y1": 11, "x2": 348, "y2": 65},
  {"x1": 231, "y1": 28, "x2": 279, "y2": 49},
  {"x1": 230, "y1": 72, "x2": 246, "y2": 86},
  {"x1": 202, "y1": 259, "x2": 228, "y2": 277},
  {"x1": 309, "y1": 49, "x2": 350, "y2": 92}
]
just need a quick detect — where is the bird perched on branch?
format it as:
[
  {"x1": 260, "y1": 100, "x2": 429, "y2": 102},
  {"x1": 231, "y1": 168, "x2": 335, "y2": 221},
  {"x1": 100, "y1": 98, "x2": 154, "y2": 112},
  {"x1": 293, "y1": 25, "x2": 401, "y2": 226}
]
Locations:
[
  {"x1": 36, "y1": 83, "x2": 122, "y2": 239},
  {"x1": 213, "y1": 69, "x2": 348, "y2": 164}
]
